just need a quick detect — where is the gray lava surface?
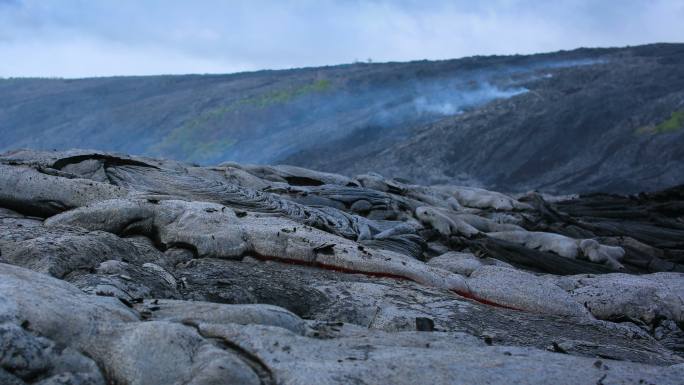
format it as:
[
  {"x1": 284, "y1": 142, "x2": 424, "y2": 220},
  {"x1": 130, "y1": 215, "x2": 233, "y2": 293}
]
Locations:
[{"x1": 1, "y1": 149, "x2": 683, "y2": 384}]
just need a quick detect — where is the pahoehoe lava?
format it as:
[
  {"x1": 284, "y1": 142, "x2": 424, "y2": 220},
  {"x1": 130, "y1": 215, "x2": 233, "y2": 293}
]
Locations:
[{"x1": 1, "y1": 148, "x2": 683, "y2": 384}]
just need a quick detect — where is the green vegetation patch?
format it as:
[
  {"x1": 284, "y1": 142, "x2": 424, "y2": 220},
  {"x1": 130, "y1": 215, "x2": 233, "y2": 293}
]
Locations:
[
  {"x1": 151, "y1": 78, "x2": 332, "y2": 162},
  {"x1": 244, "y1": 78, "x2": 331, "y2": 108},
  {"x1": 635, "y1": 109, "x2": 684, "y2": 135}
]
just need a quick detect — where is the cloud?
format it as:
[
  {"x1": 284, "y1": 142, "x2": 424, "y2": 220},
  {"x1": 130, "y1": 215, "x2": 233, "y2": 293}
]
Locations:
[{"x1": 0, "y1": 0, "x2": 683, "y2": 77}]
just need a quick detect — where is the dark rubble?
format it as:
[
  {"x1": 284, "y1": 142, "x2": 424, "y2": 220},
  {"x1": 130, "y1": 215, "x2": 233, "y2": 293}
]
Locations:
[{"x1": 1, "y1": 148, "x2": 683, "y2": 385}]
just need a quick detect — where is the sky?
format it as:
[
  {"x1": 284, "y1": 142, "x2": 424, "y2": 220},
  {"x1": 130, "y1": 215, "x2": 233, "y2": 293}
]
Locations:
[{"x1": 0, "y1": 0, "x2": 683, "y2": 78}]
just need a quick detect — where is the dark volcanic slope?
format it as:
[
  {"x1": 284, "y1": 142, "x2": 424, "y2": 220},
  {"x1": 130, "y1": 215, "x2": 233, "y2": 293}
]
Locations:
[
  {"x1": 287, "y1": 44, "x2": 684, "y2": 194},
  {"x1": 2, "y1": 44, "x2": 684, "y2": 194}
]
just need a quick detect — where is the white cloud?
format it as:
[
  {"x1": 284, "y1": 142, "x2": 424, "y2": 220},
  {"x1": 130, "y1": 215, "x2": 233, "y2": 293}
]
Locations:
[{"x1": 0, "y1": 0, "x2": 682, "y2": 78}]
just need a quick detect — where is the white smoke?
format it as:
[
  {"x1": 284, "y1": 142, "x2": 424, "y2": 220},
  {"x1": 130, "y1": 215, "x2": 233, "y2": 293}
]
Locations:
[{"x1": 412, "y1": 82, "x2": 528, "y2": 116}]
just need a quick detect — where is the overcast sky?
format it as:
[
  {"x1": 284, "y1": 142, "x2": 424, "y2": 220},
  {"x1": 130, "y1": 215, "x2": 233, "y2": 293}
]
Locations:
[{"x1": 1, "y1": 0, "x2": 683, "y2": 78}]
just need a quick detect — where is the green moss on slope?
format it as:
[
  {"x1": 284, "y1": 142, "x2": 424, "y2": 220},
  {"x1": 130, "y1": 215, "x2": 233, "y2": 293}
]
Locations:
[
  {"x1": 635, "y1": 109, "x2": 684, "y2": 135},
  {"x1": 654, "y1": 109, "x2": 684, "y2": 133},
  {"x1": 151, "y1": 79, "x2": 332, "y2": 162}
]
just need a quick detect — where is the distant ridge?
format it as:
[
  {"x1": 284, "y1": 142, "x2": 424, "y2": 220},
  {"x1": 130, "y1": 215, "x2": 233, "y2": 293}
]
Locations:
[{"x1": 1, "y1": 43, "x2": 683, "y2": 193}]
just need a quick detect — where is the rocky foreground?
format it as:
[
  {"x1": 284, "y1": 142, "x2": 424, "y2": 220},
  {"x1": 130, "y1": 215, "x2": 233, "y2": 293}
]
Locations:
[{"x1": 1, "y1": 149, "x2": 684, "y2": 384}]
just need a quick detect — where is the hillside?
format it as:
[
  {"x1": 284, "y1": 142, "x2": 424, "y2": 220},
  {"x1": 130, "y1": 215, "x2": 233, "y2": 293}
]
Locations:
[
  {"x1": 286, "y1": 44, "x2": 684, "y2": 193},
  {"x1": 1, "y1": 44, "x2": 683, "y2": 193}
]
